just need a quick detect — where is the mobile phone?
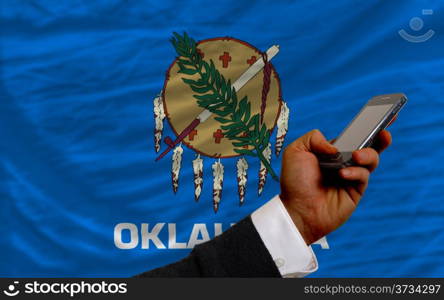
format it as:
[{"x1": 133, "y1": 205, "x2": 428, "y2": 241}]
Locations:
[{"x1": 319, "y1": 93, "x2": 407, "y2": 169}]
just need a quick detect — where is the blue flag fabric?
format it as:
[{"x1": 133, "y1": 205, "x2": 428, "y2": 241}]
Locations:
[{"x1": 1, "y1": 0, "x2": 443, "y2": 277}]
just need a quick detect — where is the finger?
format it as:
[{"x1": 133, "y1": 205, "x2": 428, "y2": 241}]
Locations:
[
  {"x1": 339, "y1": 166, "x2": 370, "y2": 196},
  {"x1": 340, "y1": 166, "x2": 370, "y2": 182},
  {"x1": 352, "y1": 148, "x2": 379, "y2": 172},
  {"x1": 290, "y1": 129, "x2": 337, "y2": 154},
  {"x1": 373, "y1": 130, "x2": 392, "y2": 153}
]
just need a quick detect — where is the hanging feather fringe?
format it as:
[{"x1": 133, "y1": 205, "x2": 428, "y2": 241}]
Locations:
[
  {"x1": 171, "y1": 144, "x2": 183, "y2": 194},
  {"x1": 192, "y1": 154, "x2": 203, "y2": 202},
  {"x1": 236, "y1": 158, "x2": 248, "y2": 205},
  {"x1": 258, "y1": 143, "x2": 272, "y2": 195},
  {"x1": 153, "y1": 93, "x2": 166, "y2": 153},
  {"x1": 212, "y1": 160, "x2": 224, "y2": 213},
  {"x1": 275, "y1": 101, "x2": 289, "y2": 156}
]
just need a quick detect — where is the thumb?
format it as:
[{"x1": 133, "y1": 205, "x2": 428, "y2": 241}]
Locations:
[{"x1": 290, "y1": 129, "x2": 338, "y2": 154}]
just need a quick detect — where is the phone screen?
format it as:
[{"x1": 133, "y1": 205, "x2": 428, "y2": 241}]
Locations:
[{"x1": 333, "y1": 104, "x2": 393, "y2": 152}]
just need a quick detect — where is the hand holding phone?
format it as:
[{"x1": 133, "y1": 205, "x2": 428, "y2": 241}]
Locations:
[
  {"x1": 280, "y1": 128, "x2": 390, "y2": 245},
  {"x1": 319, "y1": 93, "x2": 407, "y2": 169}
]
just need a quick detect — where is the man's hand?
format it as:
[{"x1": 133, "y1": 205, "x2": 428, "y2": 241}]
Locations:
[{"x1": 280, "y1": 129, "x2": 392, "y2": 245}]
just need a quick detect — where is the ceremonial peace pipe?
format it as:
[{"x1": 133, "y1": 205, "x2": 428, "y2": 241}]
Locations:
[{"x1": 155, "y1": 45, "x2": 280, "y2": 162}]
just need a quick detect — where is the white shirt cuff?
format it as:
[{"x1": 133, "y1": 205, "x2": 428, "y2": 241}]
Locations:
[{"x1": 251, "y1": 195, "x2": 318, "y2": 278}]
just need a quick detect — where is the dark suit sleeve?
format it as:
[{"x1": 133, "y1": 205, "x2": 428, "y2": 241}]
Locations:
[{"x1": 135, "y1": 216, "x2": 281, "y2": 277}]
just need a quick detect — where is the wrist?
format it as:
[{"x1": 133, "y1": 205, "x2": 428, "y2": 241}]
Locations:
[{"x1": 279, "y1": 194, "x2": 317, "y2": 245}]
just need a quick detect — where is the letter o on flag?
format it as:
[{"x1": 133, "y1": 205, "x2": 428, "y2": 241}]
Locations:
[{"x1": 114, "y1": 223, "x2": 139, "y2": 249}]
